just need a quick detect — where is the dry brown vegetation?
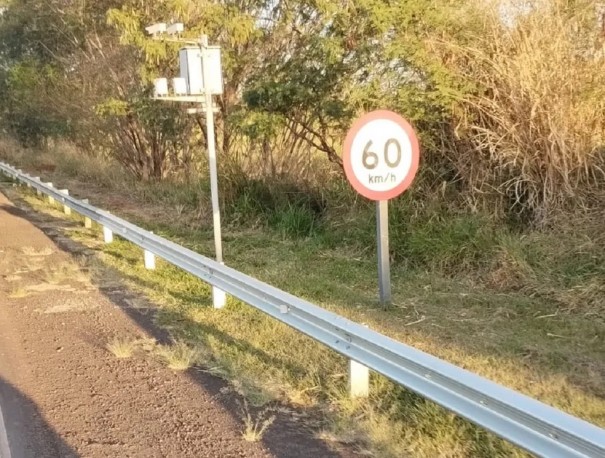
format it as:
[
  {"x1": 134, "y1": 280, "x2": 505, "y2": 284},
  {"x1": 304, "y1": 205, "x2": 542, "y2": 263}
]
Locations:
[{"x1": 447, "y1": 0, "x2": 605, "y2": 221}]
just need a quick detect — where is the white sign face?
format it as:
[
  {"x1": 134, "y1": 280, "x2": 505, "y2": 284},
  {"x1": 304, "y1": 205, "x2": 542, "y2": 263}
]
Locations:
[{"x1": 343, "y1": 111, "x2": 420, "y2": 201}]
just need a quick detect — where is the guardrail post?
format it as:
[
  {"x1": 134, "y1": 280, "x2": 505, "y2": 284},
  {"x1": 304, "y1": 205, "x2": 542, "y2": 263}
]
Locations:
[
  {"x1": 143, "y1": 231, "x2": 156, "y2": 270},
  {"x1": 103, "y1": 226, "x2": 113, "y2": 244},
  {"x1": 46, "y1": 183, "x2": 55, "y2": 205},
  {"x1": 59, "y1": 189, "x2": 71, "y2": 215},
  {"x1": 34, "y1": 177, "x2": 41, "y2": 196},
  {"x1": 144, "y1": 249, "x2": 156, "y2": 270},
  {"x1": 143, "y1": 231, "x2": 156, "y2": 269},
  {"x1": 349, "y1": 360, "x2": 370, "y2": 398},
  {"x1": 82, "y1": 199, "x2": 92, "y2": 228},
  {"x1": 213, "y1": 263, "x2": 227, "y2": 309},
  {"x1": 213, "y1": 287, "x2": 227, "y2": 309}
]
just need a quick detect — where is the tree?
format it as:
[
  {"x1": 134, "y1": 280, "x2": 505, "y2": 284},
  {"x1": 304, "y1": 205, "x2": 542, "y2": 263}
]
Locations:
[
  {"x1": 0, "y1": 0, "x2": 197, "y2": 179},
  {"x1": 244, "y1": 0, "x2": 483, "y2": 174}
]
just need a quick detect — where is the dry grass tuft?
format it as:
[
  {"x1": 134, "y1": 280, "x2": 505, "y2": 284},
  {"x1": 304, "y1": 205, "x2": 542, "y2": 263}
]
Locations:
[
  {"x1": 106, "y1": 337, "x2": 136, "y2": 359},
  {"x1": 42, "y1": 262, "x2": 90, "y2": 286},
  {"x1": 8, "y1": 287, "x2": 31, "y2": 299},
  {"x1": 21, "y1": 246, "x2": 53, "y2": 257},
  {"x1": 238, "y1": 400, "x2": 276, "y2": 442},
  {"x1": 156, "y1": 341, "x2": 200, "y2": 371}
]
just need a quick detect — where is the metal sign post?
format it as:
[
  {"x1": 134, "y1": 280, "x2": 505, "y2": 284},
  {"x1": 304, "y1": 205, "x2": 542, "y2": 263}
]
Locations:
[
  {"x1": 376, "y1": 200, "x2": 391, "y2": 305},
  {"x1": 200, "y1": 35, "x2": 226, "y2": 308},
  {"x1": 343, "y1": 110, "x2": 420, "y2": 308},
  {"x1": 148, "y1": 24, "x2": 226, "y2": 308}
]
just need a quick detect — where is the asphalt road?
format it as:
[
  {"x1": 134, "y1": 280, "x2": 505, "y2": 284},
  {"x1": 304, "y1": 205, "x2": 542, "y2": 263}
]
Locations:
[
  {"x1": 0, "y1": 400, "x2": 10, "y2": 458},
  {"x1": 0, "y1": 186, "x2": 350, "y2": 457}
]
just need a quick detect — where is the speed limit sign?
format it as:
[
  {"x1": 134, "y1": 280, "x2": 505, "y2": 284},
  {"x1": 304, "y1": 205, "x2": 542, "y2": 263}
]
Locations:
[
  {"x1": 343, "y1": 110, "x2": 420, "y2": 308},
  {"x1": 343, "y1": 110, "x2": 420, "y2": 201}
]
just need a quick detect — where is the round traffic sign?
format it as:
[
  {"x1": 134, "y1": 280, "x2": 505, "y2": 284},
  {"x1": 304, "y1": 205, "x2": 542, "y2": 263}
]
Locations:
[{"x1": 343, "y1": 110, "x2": 420, "y2": 201}]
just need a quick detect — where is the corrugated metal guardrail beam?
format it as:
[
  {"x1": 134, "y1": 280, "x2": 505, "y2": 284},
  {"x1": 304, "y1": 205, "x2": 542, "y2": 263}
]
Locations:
[{"x1": 1, "y1": 161, "x2": 604, "y2": 458}]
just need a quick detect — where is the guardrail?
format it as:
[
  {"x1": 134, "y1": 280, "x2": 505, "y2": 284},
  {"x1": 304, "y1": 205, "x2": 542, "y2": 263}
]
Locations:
[{"x1": 1, "y1": 160, "x2": 604, "y2": 458}]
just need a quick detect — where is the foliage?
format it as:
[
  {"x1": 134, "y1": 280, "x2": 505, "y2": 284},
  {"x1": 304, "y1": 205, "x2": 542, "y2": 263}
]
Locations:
[
  {"x1": 227, "y1": 177, "x2": 326, "y2": 237},
  {"x1": 451, "y1": 0, "x2": 605, "y2": 221},
  {"x1": 243, "y1": 0, "x2": 482, "y2": 169},
  {"x1": 0, "y1": 0, "x2": 603, "y2": 219},
  {"x1": 0, "y1": 60, "x2": 70, "y2": 145}
]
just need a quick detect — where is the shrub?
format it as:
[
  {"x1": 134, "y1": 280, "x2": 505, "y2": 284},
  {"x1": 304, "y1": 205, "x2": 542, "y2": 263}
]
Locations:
[{"x1": 448, "y1": 0, "x2": 605, "y2": 222}]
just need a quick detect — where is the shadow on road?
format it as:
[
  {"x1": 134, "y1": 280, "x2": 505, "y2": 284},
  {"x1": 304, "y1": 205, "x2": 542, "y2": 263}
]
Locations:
[
  {"x1": 0, "y1": 188, "x2": 352, "y2": 458},
  {"x1": 0, "y1": 376, "x2": 79, "y2": 458}
]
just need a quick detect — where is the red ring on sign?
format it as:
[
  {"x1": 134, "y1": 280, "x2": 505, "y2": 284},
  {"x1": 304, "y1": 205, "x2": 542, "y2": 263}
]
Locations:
[{"x1": 343, "y1": 110, "x2": 420, "y2": 201}]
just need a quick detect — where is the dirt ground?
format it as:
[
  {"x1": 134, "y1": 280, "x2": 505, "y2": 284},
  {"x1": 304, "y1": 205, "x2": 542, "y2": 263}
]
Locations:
[{"x1": 0, "y1": 186, "x2": 353, "y2": 457}]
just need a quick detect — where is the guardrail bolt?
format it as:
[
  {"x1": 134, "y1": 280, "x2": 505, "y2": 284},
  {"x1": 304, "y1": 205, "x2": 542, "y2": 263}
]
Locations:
[
  {"x1": 349, "y1": 359, "x2": 370, "y2": 398},
  {"x1": 60, "y1": 189, "x2": 71, "y2": 215}
]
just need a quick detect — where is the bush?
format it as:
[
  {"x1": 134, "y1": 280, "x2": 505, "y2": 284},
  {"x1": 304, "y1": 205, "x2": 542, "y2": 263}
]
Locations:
[
  {"x1": 225, "y1": 177, "x2": 326, "y2": 238},
  {"x1": 449, "y1": 0, "x2": 605, "y2": 222}
]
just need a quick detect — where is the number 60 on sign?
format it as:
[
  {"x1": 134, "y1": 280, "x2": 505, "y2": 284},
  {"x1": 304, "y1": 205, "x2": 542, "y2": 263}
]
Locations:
[{"x1": 343, "y1": 110, "x2": 420, "y2": 201}]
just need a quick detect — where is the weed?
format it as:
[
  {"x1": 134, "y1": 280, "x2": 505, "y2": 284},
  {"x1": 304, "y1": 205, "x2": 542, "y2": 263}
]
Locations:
[
  {"x1": 238, "y1": 400, "x2": 276, "y2": 442},
  {"x1": 156, "y1": 341, "x2": 200, "y2": 371},
  {"x1": 106, "y1": 337, "x2": 136, "y2": 358},
  {"x1": 388, "y1": 203, "x2": 499, "y2": 272},
  {"x1": 230, "y1": 377, "x2": 276, "y2": 408},
  {"x1": 451, "y1": 0, "x2": 605, "y2": 221},
  {"x1": 21, "y1": 246, "x2": 53, "y2": 257},
  {"x1": 9, "y1": 287, "x2": 30, "y2": 298},
  {"x1": 269, "y1": 203, "x2": 320, "y2": 238},
  {"x1": 44, "y1": 262, "x2": 90, "y2": 286},
  {"x1": 226, "y1": 178, "x2": 325, "y2": 239}
]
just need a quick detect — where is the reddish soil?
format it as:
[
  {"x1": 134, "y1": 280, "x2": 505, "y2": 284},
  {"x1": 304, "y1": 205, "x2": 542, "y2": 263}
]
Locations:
[{"x1": 0, "y1": 187, "x2": 353, "y2": 457}]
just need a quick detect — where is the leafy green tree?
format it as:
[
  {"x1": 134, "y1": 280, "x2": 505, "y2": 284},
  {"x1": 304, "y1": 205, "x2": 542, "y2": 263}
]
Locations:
[
  {"x1": 0, "y1": 0, "x2": 196, "y2": 178},
  {"x1": 243, "y1": 0, "x2": 483, "y2": 175}
]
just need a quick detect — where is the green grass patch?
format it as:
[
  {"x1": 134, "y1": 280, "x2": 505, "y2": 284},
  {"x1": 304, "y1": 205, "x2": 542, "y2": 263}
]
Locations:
[
  {"x1": 70, "y1": 214, "x2": 603, "y2": 457},
  {"x1": 225, "y1": 178, "x2": 325, "y2": 238}
]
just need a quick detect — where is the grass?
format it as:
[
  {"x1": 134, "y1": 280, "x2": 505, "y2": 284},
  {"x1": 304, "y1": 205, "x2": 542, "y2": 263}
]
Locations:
[
  {"x1": 9, "y1": 286, "x2": 31, "y2": 298},
  {"x1": 21, "y1": 246, "x2": 53, "y2": 257},
  {"x1": 43, "y1": 262, "x2": 90, "y2": 286},
  {"x1": 106, "y1": 337, "x2": 137, "y2": 359},
  {"x1": 2, "y1": 146, "x2": 604, "y2": 457},
  {"x1": 156, "y1": 341, "x2": 200, "y2": 371},
  {"x1": 431, "y1": 0, "x2": 605, "y2": 222},
  {"x1": 238, "y1": 400, "x2": 276, "y2": 442},
  {"x1": 46, "y1": 214, "x2": 605, "y2": 456}
]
